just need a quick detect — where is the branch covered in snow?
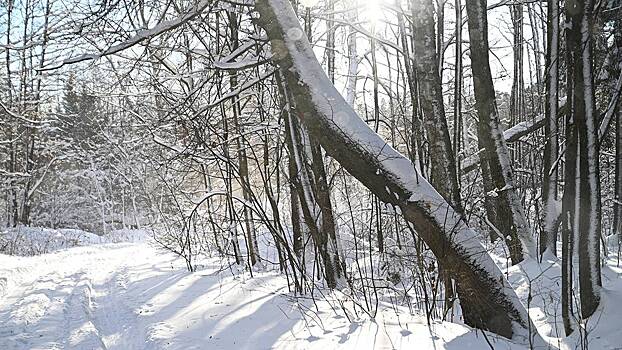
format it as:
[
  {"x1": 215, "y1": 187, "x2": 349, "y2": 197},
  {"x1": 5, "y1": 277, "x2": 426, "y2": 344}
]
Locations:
[{"x1": 39, "y1": 0, "x2": 214, "y2": 71}]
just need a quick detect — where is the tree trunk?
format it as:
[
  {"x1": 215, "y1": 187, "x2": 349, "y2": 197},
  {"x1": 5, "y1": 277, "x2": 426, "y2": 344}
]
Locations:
[
  {"x1": 345, "y1": 8, "x2": 358, "y2": 106},
  {"x1": 228, "y1": 11, "x2": 259, "y2": 266},
  {"x1": 453, "y1": 0, "x2": 463, "y2": 189},
  {"x1": 565, "y1": 0, "x2": 601, "y2": 319},
  {"x1": 411, "y1": 0, "x2": 462, "y2": 212},
  {"x1": 614, "y1": 107, "x2": 622, "y2": 237},
  {"x1": 560, "y1": 95, "x2": 577, "y2": 336},
  {"x1": 281, "y1": 92, "x2": 343, "y2": 289},
  {"x1": 540, "y1": 0, "x2": 560, "y2": 256},
  {"x1": 464, "y1": 0, "x2": 535, "y2": 264},
  {"x1": 399, "y1": 3, "x2": 425, "y2": 170}
]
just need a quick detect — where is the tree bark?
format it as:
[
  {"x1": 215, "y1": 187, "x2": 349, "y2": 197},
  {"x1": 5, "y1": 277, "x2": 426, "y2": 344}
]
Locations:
[
  {"x1": 565, "y1": 0, "x2": 601, "y2": 319},
  {"x1": 560, "y1": 95, "x2": 577, "y2": 336},
  {"x1": 540, "y1": 0, "x2": 560, "y2": 256},
  {"x1": 411, "y1": 0, "x2": 462, "y2": 212},
  {"x1": 465, "y1": 0, "x2": 535, "y2": 264},
  {"x1": 615, "y1": 107, "x2": 622, "y2": 237},
  {"x1": 228, "y1": 11, "x2": 260, "y2": 266}
]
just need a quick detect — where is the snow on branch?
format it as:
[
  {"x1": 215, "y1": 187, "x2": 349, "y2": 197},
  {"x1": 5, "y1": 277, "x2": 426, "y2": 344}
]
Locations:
[
  {"x1": 0, "y1": 100, "x2": 45, "y2": 125},
  {"x1": 461, "y1": 113, "x2": 546, "y2": 174},
  {"x1": 39, "y1": 0, "x2": 214, "y2": 71}
]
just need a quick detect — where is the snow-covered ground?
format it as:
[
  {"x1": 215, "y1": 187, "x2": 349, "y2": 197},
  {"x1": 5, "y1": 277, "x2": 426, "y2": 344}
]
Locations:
[
  {"x1": 1, "y1": 238, "x2": 621, "y2": 349},
  {"x1": 0, "y1": 227, "x2": 151, "y2": 256}
]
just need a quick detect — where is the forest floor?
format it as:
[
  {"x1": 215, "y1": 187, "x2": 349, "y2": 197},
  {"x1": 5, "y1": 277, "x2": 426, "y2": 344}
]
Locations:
[{"x1": 0, "y1": 235, "x2": 621, "y2": 349}]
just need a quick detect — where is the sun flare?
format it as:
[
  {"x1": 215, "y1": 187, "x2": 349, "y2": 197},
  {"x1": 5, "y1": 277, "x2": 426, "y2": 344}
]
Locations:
[{"x1": 361, "y1": 0, "x2": 386, "y2": 28}]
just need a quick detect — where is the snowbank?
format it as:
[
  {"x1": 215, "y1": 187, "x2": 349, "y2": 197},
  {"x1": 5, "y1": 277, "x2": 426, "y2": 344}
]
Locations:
[{"x1": 0, "y1": 226, "x2": 152, "y2": 256}]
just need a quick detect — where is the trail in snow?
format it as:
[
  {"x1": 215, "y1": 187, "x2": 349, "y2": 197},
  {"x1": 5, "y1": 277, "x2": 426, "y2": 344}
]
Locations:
[
  {"x1": 0, "y1": 242, "x2": 521, "y2": 350},
  {"x1": 0, "y1": 244, "x2": 148, "y2": 349},
  {"x1": 1, "y1": 241, "x2": 622, "y2": 349}
]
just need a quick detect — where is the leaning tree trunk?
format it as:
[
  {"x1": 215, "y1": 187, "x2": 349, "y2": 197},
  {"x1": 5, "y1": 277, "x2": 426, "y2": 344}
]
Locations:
[
  {"x1": 255, "y1": 0, "x2": 544, "y2": 343},
  {"x1": 565, "y1": 0, "x2": 601, "y2": 319},
  {"x1": 540, "y1": 0, "x2": 560, "y2": 256},
  {"x1": 464, "y1": 0, "x2": 536, "y2": 264}
]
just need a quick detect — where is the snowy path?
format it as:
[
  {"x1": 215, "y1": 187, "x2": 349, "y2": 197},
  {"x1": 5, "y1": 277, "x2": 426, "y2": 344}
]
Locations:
[
  {"x1": 0, "y1": 243, "x2": 324, "y2": 350},
  {"x1": 3, "y1": 242, "x2": 621, "y2": 349},
  {"x1": 0, "y1": 244, "x2": 150, "y2": 349},
  {"x1": 1, "y1": 242, "x2": 522, "y2": 350}
]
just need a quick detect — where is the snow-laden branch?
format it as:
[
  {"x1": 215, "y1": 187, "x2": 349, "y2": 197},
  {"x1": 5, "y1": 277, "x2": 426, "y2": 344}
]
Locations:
[
  {"x1": 461, "y1": 113, "x2": 546, "y2": 174},
  {"x1": 213, "y1": 55, "x2": 271, "y2": 70},
  {"x1": 39, "y1": 0, "x2": 214, "y2": 71},
  {"x1": 27, "y1": 157, "x2": 58, "y2": 199},
  {"x1": 0, "y1": 100, "x2": 45, "y2": 125}
]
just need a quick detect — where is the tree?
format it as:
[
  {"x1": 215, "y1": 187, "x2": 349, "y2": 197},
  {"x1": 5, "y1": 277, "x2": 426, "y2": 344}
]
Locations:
[
  {"x1": 464, "y1": 0, "x2": 536, "y2": 264},
  {"x1": 411, "y1": 0, "x2": 462, "y2": 212},
  {"x1": 565, "y1": 0, "x2": 601, "y2": 320},
  {"x1": 541, "y1": 0, "x2": 561, "y2": 256}
]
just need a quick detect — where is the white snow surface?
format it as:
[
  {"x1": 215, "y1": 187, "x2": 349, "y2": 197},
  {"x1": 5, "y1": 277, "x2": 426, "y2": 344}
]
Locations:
[
  {"x1": 0, "y1": 227, "x2": 151, "y2": 256},
  {"x1": 1, "y1": 238, "x2": 622, "y2": 349}
]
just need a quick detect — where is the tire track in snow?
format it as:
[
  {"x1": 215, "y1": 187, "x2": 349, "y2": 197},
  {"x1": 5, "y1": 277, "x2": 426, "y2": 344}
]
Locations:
[{"x1": 0, "y1": 244, "x2": 153, "y2": 350}]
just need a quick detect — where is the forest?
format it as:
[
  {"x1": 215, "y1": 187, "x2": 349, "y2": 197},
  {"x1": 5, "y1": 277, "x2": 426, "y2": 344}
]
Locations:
[{"x1": 1, "y1": 0, "x2": 621, "y2": 349}]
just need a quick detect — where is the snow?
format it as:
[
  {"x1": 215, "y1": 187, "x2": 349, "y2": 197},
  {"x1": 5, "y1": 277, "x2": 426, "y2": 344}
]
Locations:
[
  {"x1": 1, "y1": 238, "x2": 622, "y2": 349},
  {"x1": 0, "y1": 227, "x2": 151, "y2": 256}
]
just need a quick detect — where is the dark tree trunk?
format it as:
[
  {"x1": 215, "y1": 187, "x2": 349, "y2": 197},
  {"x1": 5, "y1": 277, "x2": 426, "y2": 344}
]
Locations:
[
  {"x1": 565, "y1": 0, "x2": 601, "y2": 319},
  {"x1": 464, "y1": 0, "x2": 535, "y2": 264},
  {"x1": 540, "y1": 0, "x2": 560, "y2": 256},
  {"x1": 228, "y1": 11, "x2": 260, "y2": 266},
  {"x1": 560, "y1": 97, "x2": 577, "y2": 336},
  {"x1": 615, "y1": 107, "x2": 622, "y2": 237}
]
